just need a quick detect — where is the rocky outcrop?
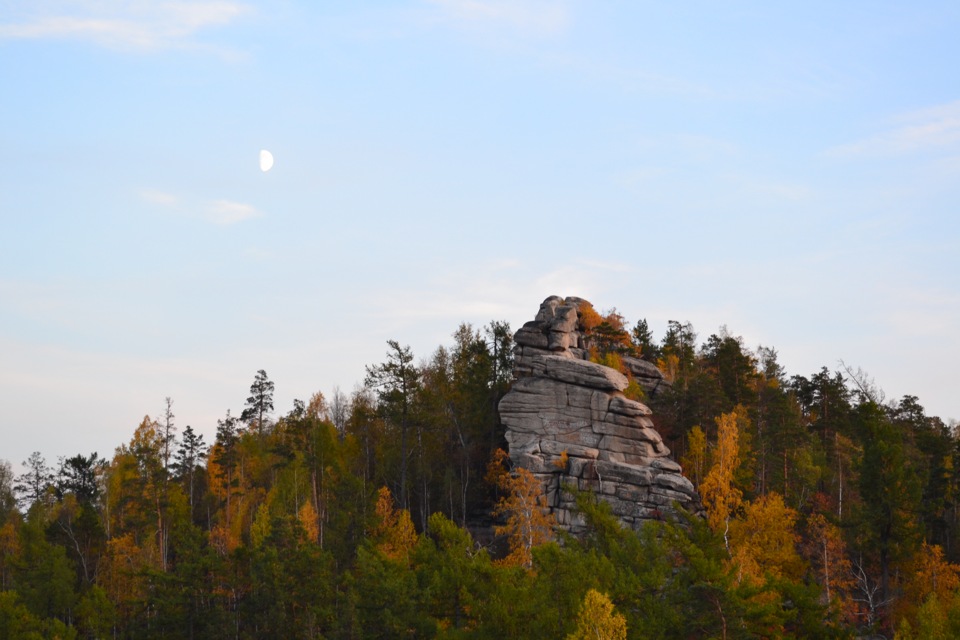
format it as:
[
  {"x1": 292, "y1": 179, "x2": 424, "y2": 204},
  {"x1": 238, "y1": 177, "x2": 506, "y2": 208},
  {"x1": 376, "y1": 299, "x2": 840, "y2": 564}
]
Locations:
[{"x1": 499, "y1": 296, "x2": 702, "y2": 533}]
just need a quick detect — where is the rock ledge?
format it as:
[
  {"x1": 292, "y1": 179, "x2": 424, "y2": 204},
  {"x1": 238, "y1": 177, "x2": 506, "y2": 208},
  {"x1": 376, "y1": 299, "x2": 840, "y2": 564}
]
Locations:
[{"x1": 499, "y1": 296, "x2": 702, "y2": 532}]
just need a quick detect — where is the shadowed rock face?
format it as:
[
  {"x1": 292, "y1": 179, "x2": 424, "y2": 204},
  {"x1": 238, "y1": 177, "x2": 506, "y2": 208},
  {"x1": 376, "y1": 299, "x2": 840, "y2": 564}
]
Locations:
[{"x1": 499, "y1": 296, "x2": 703, "y2": 533}]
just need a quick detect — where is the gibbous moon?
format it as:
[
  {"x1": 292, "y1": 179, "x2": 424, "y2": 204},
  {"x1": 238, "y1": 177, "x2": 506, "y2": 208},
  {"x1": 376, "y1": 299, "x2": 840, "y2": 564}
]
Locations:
[{"x1": 259, "y1": 149, "x2": 274, "y2": 172}]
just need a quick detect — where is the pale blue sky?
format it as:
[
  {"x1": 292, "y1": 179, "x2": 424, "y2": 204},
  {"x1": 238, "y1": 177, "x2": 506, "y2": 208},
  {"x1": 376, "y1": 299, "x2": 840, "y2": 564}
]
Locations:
[{"x1": 2, "y1": 1, "x2": 958, "y2": 470}]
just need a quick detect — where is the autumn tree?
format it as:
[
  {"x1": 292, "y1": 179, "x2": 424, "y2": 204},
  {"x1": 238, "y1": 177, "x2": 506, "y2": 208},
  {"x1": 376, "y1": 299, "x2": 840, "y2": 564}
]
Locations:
[
  {"x1": 805, "y1": 507, "x2": 854, "y2": 619},
  {"x1": 487, "y1": 448, "x2": 554, "y2": 569},
  {"x1": 681, "y1": 425, "x2": 707, "y2": 488},
  {"x1": 373, "y1": 486, "x2": 418, "y2": 562},
  {"x1": 108, "y1": 415, "x2": 178, "y2": 571},
  {"x1": 897, "y1": 542, "x2": 960, "y2": 628},
  {"x1": 208, "y1": 410, "x2": 244, "y2": 553},
  {"x1": 729, "y1": 492, "x2": 804, "y2": 585},
  {"x1": 700, "y1": 409, "x2": 745, "y2": 552},
  {"x1": 567, "y1": 589, "x2": 627, "y2": 640}
]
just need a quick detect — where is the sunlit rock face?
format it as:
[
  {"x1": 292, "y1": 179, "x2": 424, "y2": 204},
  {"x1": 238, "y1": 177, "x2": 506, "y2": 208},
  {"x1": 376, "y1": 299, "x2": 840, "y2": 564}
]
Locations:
[{"x1": 499, "y1": 296, "x2": 703, "y2": 533}]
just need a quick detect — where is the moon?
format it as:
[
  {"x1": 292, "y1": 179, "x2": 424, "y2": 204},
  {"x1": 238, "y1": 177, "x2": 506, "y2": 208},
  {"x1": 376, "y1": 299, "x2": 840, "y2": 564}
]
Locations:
[{"x1": 259, "y1": 149, "x2": 274, "y2": 173}]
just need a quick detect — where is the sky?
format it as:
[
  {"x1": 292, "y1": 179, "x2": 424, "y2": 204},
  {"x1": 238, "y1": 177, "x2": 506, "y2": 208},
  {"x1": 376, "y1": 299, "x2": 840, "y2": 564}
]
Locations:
[{"x1": 2, "y1": 1, "x2": 959, "y2": 472}]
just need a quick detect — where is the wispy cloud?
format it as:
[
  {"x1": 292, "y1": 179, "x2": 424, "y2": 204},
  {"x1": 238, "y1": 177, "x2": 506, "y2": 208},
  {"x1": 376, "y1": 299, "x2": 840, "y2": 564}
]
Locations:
[
  {"x1": 208, "y1": 199, "x2": 260, "y2": 225},
  {"x1": 139, "y1": 189, "x2": 261, "y2": 225},
  {"x1": 425, "y1": 0, "x2": 571, "y2": 37},
  {"x1": 0, "y1": 1, "x2": 252, "y2": 53},
  {"x1": 829, "y1": 100, "x2": 960, "y2": 158}
]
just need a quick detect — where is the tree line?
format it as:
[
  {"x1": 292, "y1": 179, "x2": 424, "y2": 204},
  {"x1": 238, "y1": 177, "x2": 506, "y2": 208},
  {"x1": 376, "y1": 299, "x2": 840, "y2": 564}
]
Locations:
[{"x1": 0, "y1": 307, "x2": 957, "y2": 639}]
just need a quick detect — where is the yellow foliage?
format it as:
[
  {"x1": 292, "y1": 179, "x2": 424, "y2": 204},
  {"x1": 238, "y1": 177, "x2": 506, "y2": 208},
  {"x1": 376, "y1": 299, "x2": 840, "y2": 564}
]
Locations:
[
  {"x1": 374, "y1": 486, "x2": 418, "y2": 562},
  {"x1": 299, "y1": 499, "x2": 320, "y2": 544},
  {"x1": 700, "y1": 410, "x2": 744, "y2": 545},
  {"x1": 567, "y1": 589, "x2": 627, "y2": 640},
  {"x1": 895, "y1": 593, "x2": 956, "y2": 640},
  {"x1": 99, "y1": 533, "x2": 150, "y2": 614},
  {"x1": 911, "y1": 542, "x2": 960, "y2": 599},
  {"x1": 623, "y1": 378, "x2": 646, "y2": 403},
  {"x1": 250, "y1": 503, "x2": 271, "y2": 549},
  {"x1": 306, "y1": 391, "x2": 329, "y2": 421},
  {"x1": 729, "y1": 492, "x2": 804, "y2": 585},
  {"x1": 681, "y1": 425, "x2": 707, "y2": 489},
  {"x1": 898, "y1": 542, "x2": 960, "y2": 626},
  {"x1": 597, "y1": 351, "x2": 623, "y2": 372},
  {"x1": 657, "y1": 353, "x2": 681, "y2": 384}
]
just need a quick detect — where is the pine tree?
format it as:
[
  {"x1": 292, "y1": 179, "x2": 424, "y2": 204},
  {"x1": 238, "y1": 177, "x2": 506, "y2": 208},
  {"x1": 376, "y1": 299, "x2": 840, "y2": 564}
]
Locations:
[
  {"x1": 241, "y1": 369, "x2": 275, "y2": 435},
  {"x1": 365, "y1": 341, "x2": 420, "y2": 509},
  {"x1": 173, "y1": 425, "x2": 207, "y2": 513}
]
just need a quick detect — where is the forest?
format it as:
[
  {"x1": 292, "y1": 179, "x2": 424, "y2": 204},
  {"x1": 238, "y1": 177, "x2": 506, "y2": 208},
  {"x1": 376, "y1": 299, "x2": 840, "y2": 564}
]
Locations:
[{"x1": 1, "y1": 303, "x2": 958, "y2": 639}]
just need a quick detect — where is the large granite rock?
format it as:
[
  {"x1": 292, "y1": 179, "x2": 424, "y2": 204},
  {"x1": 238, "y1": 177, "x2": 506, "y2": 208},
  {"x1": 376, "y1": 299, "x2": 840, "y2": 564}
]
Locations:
[{"x1": 499, "y1": 296, "x2": 703, "y2": 533}]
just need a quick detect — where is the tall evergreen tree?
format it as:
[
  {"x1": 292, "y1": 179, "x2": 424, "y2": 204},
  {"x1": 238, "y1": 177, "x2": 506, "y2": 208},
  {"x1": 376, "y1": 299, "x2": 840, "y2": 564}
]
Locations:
[
  {"x1": 365, "y1": 341, "x2": 420, "y2": 510},
  {"x1": 55, "y1": 452, "x2": 103, "y2": 504},
  {"x1": 173, "y1": 425, "x2": 207, "y2": 514},
  {"x1": 856, "y1": 400, "x2": 921, "y2": 613},
  {"x1": 631, "y1": 318, "x2": 660, "y2": 362},
  {"x1": 241, "y1": 369, "x2": 275, "y2": 435},
  {"x1": 14, "y1": 452, "x2": 53, "y2": 511}
]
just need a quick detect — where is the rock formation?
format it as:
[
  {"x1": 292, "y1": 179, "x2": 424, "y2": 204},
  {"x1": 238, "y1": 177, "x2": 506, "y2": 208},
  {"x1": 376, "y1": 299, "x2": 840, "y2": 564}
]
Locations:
[{"x1": 498, "y1": 296, "x2": 702, "y2": 533}]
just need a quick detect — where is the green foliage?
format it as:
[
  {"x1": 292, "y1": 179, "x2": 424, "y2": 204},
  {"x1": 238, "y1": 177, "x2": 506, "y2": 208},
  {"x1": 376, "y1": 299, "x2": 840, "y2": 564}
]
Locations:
[{"x1": 2, "y1": 307, "x2": 959, "y2": 638}]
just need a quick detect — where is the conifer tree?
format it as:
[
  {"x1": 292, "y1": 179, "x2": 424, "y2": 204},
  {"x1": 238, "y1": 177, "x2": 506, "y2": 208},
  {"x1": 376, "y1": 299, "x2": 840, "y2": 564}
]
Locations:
[
  {"x1": 241, "y1": 369, "x2": 275, "y2": 435},
  {"x1": 365, "y1": 341, "x2": 420, "y2": 509}
]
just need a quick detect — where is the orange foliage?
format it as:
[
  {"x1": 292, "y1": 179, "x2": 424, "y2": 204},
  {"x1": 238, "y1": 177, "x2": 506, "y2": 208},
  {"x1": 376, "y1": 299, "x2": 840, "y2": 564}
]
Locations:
[
  {"x1": 729, "y1": 492, "x2": 804, "y2": 585},
  {"x1": 553, "y1": 450, "x2": 570, "y2": 472},
  {"x1": 897, "y1": 542, "x2": 960, "y2": 625},
  {"x1": 577, "y1": 301, "x2": 603, "y2": 333},
  {"x1": 805, "y1": 510, "x2": 855, "y2": 621},
  {"x1": 299, "y1": 499, "x2": 320, "y2": 544},
  {"x1": 487, "y1": 449, "x2": 555, "y2": 569},
  {"x1": 374, "y1": 486, "x2": 418, "y2": 562}
]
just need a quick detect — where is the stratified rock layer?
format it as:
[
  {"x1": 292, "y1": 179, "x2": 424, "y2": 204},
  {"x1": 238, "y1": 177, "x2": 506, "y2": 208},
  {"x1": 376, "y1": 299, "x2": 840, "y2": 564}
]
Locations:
[{"x1": 499, "y1": 296, "x2": 702, "y2": 533}]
